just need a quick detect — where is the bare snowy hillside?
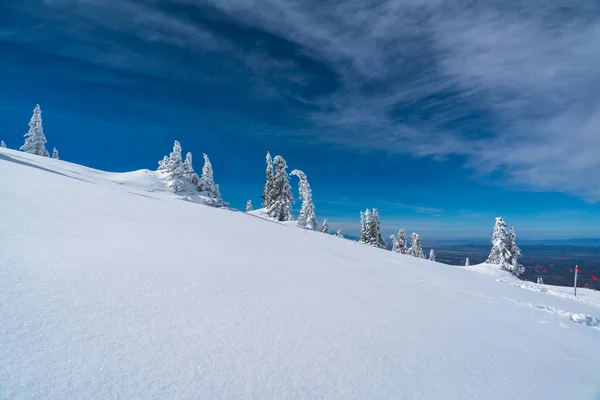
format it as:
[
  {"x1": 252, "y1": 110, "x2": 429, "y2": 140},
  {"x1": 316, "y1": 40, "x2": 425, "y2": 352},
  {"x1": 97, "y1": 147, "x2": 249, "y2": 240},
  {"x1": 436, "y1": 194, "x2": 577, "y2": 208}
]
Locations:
[{"x1": 1, "y1": 148, "x2": 599, "y2": 400}]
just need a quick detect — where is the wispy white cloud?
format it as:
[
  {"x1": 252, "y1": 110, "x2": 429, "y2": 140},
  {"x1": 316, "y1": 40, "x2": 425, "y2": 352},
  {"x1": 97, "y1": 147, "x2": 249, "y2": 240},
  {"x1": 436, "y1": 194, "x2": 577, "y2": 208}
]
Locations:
[{"x1": 11, "y1": 0, "x2": 600, "y2": 200}]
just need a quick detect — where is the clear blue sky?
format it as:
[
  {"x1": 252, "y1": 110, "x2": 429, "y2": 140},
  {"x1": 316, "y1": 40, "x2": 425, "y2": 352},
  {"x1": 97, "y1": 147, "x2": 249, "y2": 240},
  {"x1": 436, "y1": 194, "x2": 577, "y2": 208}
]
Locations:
[{"x1": 1, "y1": 0, "x2": 599, "y2": 239}]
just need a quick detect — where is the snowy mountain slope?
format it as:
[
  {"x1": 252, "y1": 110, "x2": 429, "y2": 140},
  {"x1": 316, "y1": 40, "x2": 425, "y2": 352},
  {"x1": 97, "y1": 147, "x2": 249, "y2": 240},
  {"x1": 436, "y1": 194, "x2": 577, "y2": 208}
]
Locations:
[{"x1": 1, "y1": 148, "x2": 599, "y2": 400}]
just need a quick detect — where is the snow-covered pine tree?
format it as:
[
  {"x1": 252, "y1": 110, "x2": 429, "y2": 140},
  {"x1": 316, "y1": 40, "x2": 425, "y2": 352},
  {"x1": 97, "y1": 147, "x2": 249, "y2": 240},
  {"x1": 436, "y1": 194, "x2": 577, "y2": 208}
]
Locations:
[
  {"x1": 290, "y1": 169, "x2": 317, "y2": 230},
  {"x1": 246, "y1": 200, "x2": 253, "y2": 212},
  {"x1": 157, "y1": 155, "x2": 170, "y2": 171},
  {"x1": 359, "y1": 210, "x2": 370, "y2": 244},
  {"x1": 429, "y1": 249, "x2": 436, "y2": 261},
  {"x1": 507, "y1": 226, "x2": 522, "y2": 271},
  {"x1": 359, "y1": 209, "x2": 386, "y2": 248},
  {"x1": 1, "y1": 140, "x2": 6, "y2": 148},
  {"x1": 20, "y1": 104, "x2": 49, "y2": 157},
  {"x1": 391, "y1": 228, "x2": 406, "y2": 253},
  {"x1": 465, "y1": 257, "x2": 470, "y2": 266},
  {"x1": 407, "y1": 233, "x2": 425, "y2": 258},
  {"x1": 320, "y1": 219, "x2": 329, "y2": 234},
  {"x1": 198, "y1": 153, "x2": 223, "y2": 205},
  {"x1": 52, "y1": 147, "x2": 59, "y2": 160},
  {"x1": 159, "y1": 141, "x2": 184, "y2": 192},
  {"x1": 261, "y1": 152, "x2": 275, "y2": 208},
  {"x1": 537, "y1": 277, "x2": 544, "y2": 284},
  {"x1": 266, "y1": 155, "x2": 293, "y2": 221},
  {"x1": 370, "y1": 209, "x2": 387, "y2": 248},
  {"x1": 182, "y1": 152, "x2": 198, "y2": 184},
  {"x1": 336, "y1": 229, "x2": 344, "y2": 238},
  {"x1": 485, "y1": 216, "x2": 515, "y2": 272}
]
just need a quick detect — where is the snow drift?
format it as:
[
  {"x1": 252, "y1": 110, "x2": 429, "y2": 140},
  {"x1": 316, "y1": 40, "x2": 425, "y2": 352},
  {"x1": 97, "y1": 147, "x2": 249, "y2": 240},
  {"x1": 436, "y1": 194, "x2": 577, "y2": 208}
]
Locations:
[{"x1": 1, "y1": 148, "x2": 599, "y2": 400}]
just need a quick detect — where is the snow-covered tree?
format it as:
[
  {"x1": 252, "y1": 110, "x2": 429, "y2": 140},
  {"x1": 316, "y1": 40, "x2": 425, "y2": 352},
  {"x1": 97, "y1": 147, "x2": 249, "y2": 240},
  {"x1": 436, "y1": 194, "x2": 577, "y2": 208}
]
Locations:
[
  {"x1": 261, "y1": 152, "x2": 274, "y2": 208},
  {"x1": 20, "y1": 104, "x2": 49, "y2": 157},
  {"x1": 157, "y1": 141, "x2": 184, "y2": 192},
  {"x1": 182, "y1": 152, "x2": 199, "y2": 184},
  {"x1": 407, "y1": 233, "x2": 425, "y2": 258},
  {"x1": 465, "y1": 257, "x2": 470, "y2": 266},
  {"x1": 486, "y1": 217, "x2": 509, "y2": 265},
  {"x1": 390, "y1": 228, "x2": 406, "y2": 254},
  {"x1": 0, "y1": 140, "x2": 6, "y2": 148},
  {"x1": 157, "y1": 155, "x2": 170, "y2": 172},
  {"x1": 290, "y1": 169, "x2": 316, "y2": 230},
  {"x1": 266, "y1": 155, "x2": 293, "y2": 221},
  {"x1": 336, "y1": 229, "x2": 344, "y2": 238},
  {"x1": 246, "y1": 200, "x2": 253, "y2": 212},
  {"x1": 429, "y1": 249, "x2": 436, "y2": 262},
  {"x1": 537, "y1": 277, "x2": 544, "y2": 284},
  {"x1": 485, "y1": 217, "x2": 522, "y2": 275},
  {"x1": 52, "y1": 147, "x2": 59, "y2": 160},
  {"x1": 320, "y1": 219, "x2": 329, "y2": 234},
  {"x1": 359, "y1": 209, "x2": 386, "y2": 248},
  {"x1": 507, "y1": 226, "x2": 522, "y2": 269},
  {"x1": 197, "y1": 153, "x2": 223, "y2": 204}
]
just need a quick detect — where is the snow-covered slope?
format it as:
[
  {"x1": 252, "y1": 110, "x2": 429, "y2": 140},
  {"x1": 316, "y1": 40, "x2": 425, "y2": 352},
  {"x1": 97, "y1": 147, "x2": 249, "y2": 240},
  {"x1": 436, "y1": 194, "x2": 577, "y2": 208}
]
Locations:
[{"x1": 1, "y1": 148, "x2": 599, "y2": 400}]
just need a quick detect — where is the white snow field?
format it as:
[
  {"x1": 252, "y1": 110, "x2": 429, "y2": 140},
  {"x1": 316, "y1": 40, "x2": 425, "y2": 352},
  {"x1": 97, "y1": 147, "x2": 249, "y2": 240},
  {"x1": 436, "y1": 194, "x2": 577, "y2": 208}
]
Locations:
[{"x1": 1, "y1": 148, "x2": 599, "y2": 400}]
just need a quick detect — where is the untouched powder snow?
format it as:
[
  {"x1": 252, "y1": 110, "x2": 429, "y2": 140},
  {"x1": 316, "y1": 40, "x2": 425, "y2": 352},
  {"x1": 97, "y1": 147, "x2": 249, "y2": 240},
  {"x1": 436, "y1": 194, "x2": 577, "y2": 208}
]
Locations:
[{"x1": 1, "y1": 148, "x2": 600, "y2": 400}]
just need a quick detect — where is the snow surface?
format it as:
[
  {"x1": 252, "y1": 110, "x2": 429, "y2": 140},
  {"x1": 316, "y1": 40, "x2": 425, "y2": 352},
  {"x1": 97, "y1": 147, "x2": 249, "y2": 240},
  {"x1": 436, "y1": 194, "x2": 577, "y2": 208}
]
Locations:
[{"x1": 1, "y1": 148, "x2": 600, "y2": 400}]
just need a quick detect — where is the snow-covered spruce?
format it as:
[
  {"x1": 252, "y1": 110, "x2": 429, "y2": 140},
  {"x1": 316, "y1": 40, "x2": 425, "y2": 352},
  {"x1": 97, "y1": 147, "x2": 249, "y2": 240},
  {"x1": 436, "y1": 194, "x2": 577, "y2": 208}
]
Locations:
[
  {"x1": 465, "y1": 257, "x2": 470, "y2": 266},
  {"x1": 261, "y1": 152, "x2": 274, "y2": 209},
  {"x1": 20, "y1": 104, "x2": 49, "y2": 157},
  {"x1": 290, "y1": 169, "x2": 317, "y2": 230},
  {"x1": 390, "y1": 228, "x2": 407, "y2": 254},
  {"x1": 507, "y1": 226, "x2": 522, "y2": 271},
  {"x1": 320, "y1": 219, "x2": 329, "y2": 234},
  {"x1": 0, "y1": 140, "x2": 6, "y2": 148},
  {"x1": 157, "y1": 141, "x2": 184, "y2": 193},
  {"x1": 429, "y1": 249, "x2": 436, "y2": 262},
  {"x1": 336, "y1": 229, "x2": 344, "y2": 238},
  {"x1": 359, "y1": 208, "x2": 386, "y2": 249},
  {"x1": 246, "y1": 200, "x2": 253, "y2": 212},
  {"x1": 407, "y1": 233, "x2": 425, "y2": 258},
  {"x1": 52, "y1": 147, "x2": 59, "y2": 160},
  {"x1": 266, "y1": 155, "x2": 294, "y2": 221},
  {"x1": 486, "y1": 217, "x2": 522, "y2": 276},
  {"x1": 197, "y1": 154, "x2": 224, "y2": 207}
]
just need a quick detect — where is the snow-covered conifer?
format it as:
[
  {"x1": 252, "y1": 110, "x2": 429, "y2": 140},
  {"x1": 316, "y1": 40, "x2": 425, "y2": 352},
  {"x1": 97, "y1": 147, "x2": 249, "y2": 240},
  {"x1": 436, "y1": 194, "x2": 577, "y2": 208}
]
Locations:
[
  {"x1": 158, "y1": 141, "x2": 184, "y2": 192},
  {"x1": 359, "y1": 209, "x2": 386, "y2": 248},
  {"x1": 336, "y1": 229, "x2": 344, "y2": 238},
  {"x1": 266, "y1": 155, "x2": 293, "y2": 221},
  {"x1": 429, "y1": 249, "x2": 436, "y2": 262},
  {"x1": 407, "y1": 233, "x2": 425, "y2": 258},
  {"x1": 157, "y1": 155, "x2": 170, "y2": 171},
  {"x1": 1, "y1": 140, "x2": 6, "y2": 148},
  {"x1": 486, "y1": 217, "x2": 509, "y2": 265},
  {"x1": 52, "y1": 147, "x2": 59, "y2": 160},
  {"x1": 372, "y1": 209, "x2": 386, "y2": 248},
  {"x1": 290, "y1": 169, "x2": 316, "y2": 230},
  {"x1": 261, "y1": 152, "x2": 274, "y2": 208},
  {"x1": 465, "y1": 257, "x2": 470, "y2": 266},
  {"x1": 391, "y1": 228, "x2": 406, "y2": 253},
  {"x1": 198, "y1": 153, "x2": 223, "y2": 205},
  {"x1": 182, "y1": 152, "x2": 198, "y2": 183},
  {"x1": 486, "y1": 218, "x2": 522, "y2": 276},
  {"x1": 507, "y1": 226, "x2": 522, "y2": 269},
  {"x1": 321, "y1": 219, "x2": 329, "y2": 234},
  {"x1": 359, "y1": 210, "x2": 370, "y2": 244},
  {"x1": 20, "y1": 104, "x2": 49, "y2": 157},
  {"x1": 537, "y1": 277, "x2": 544, "y2": 285},
  {"x1": 246, "y1": 200, "x2": 253, "y2": 212}
]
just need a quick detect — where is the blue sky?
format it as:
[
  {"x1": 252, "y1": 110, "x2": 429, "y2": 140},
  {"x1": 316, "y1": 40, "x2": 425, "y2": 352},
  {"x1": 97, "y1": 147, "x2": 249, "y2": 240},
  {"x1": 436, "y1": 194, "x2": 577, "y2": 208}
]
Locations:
[{"x1": 1, "y1": 0, "x2": 600, "y2": 239}]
